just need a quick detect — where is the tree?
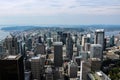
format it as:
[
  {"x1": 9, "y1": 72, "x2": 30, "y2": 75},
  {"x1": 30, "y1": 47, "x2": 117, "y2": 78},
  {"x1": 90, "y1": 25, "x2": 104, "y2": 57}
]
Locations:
[{"x1": 114, "y1": 51, "x2": 120, "y2": 59}]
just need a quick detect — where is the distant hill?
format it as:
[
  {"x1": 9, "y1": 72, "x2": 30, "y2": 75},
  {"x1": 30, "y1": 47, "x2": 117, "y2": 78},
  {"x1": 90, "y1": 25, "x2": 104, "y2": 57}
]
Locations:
[
  {"x1": 1, "y1": 25, "x2": 120, "y2": 31},
  {"x1": 1, "y1": 26, "x2": 40, "y2": 31}
]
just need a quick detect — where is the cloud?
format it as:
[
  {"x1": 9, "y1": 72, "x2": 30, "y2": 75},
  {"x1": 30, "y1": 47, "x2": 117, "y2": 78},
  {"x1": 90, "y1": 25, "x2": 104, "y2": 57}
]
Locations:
[{"x1": 0, "y1": 0, "x2": 120, "y2": 16}]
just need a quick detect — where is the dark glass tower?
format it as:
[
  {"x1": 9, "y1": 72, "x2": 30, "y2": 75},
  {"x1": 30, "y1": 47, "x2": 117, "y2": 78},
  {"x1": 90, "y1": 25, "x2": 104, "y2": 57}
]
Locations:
[{"x1": 0, "y1": 55, "x2": 24, "y2": 80}]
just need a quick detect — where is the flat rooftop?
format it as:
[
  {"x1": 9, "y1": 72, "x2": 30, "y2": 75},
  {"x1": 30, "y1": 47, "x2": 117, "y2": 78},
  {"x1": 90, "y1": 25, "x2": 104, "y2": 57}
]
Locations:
[
  {"x1": 95, "y1": 29, "x2": 104, "y2": 32},
  {"x1": 3, "y1": 55, "x2": 21, "y2": 60}
]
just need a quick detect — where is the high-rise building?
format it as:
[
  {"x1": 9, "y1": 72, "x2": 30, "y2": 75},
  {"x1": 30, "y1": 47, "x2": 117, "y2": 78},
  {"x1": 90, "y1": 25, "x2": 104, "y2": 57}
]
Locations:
[
  {"x1": 21, "y1": 42, "x2": 26, "y2": 58},
  {"x1": 34, "y1": 43, "x2": 45, "y2": 55},
  {"x1": 4, "y1": 35, "x2": 18, "y2": 55},
  {"x1": 75, "y1": 56, "x2": 82, "y2": 67},
  {"x1": 53, "y1": 42, "x2": 63, "y2": 67},
  {"x1": 94, "y1": 29, "x2": 105, "y2": 50},
  {"x1": 89, "y1": 58, "x2": 101, "y2": 71},
  {"x1": 77, "y1": 44, "x2": 83, "y2": 56},
  {"x1": 47, "y1": 38, "x2": 52, "y2": 48},
  {"x1": 62, "y1": 32, "x2": 68, "y2": 45},
  {"x1": 27, "y1": 38, "x2": 32, "y2": 51},
  {"x1": 45, "y1": 66, "x2": 53, "y2": 80},
  {"x1": 17, "y1": 40, "x2": 26, "y2": 58},
  {"x1": 43, "y1": 34, "x2": 47, "y2": 43},
  {"x1": 57, "y1": 31, "x2": 63, "y2": 42},
  {"x1": 68, "y1": 61, "x2": 78, "y2": 78},
  {"x1": 17, "y1": 40, "x2": 22, "y2": 54},
  {"x1": 110, "y1": 35, "x2": 115, "y2": 47},
  {"x1": 82, "y1": 35, "x2": 89, "y2": 49},
  {"x1": 31, "y1": 56, "x2": 41, "y2": 80},
  {"x1": 66, "y1": 33, "x2": 73, "y2": 60},
  {"x1": 80, "y1": 51, "x2": 88, "y2": 60},
  {"x1": 84, "y1": 43, "x2": 91, "y2": 51},
  {"x1": 38, "y1": 36, "x2": 42, "y2": 43},
  {"x1": 90, "y1": 44, "x2": 102, "y2": 60},
  {"x1": 0, "y1": 55, "x2": 24, "y2": 80},
  {"x1": 0, "y1": 42, "x2": 6, "y2": 54}
]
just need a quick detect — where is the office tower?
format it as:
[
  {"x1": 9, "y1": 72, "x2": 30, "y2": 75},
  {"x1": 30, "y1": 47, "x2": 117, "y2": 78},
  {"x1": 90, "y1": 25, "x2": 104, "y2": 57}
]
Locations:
[
  {"x1": 12, "y1": 36, "x2": 18, "y2": 54},
  {"x1": 84, "y1": 43, "x2": 91, "y2": 51},
  {"x1": 38, "y1": 36, "x2": 42, "y2": 43},
  {"x1": 74, "y1": 34, "x2": 77, "y2": 46},
  {"x1": 31, "y1": 56, "x2": 41, "y2": 80},
  {"x1": 0, "y1": 44, "x2": 2, "y2": 53},
  {"x1": 82, "y1": 61, "x2": 91, "y2": 80},
  {"x1": 4, "y1": 35, "x2": 18, "y2": 55},
  {"x1": 45, "y1": 66, "x2": 53, "y2": 80},
  {"x1": 47, "y1": 38, "x2": 52, "y2": 48},
  {"x1": 27, "y1": 38, "x2": 32, "y2": 51},
  {"x1": 66, "y1": 33, "x2": 73, "y2": 60},
  {"x1": 94, "y1": 29, "x2": 105, "y2": 50},
  {"x1": 0, "y1": 42, "x2": 5, "y2": 54},
  {"x1": 21, "y1": 42, "x2": 26, "y2": 58},
  {"x1": 57, "y1": 31, "x2": 63, "y2": 41},
  {"x1": 68, "y1": 61, "x2": 78, "y2": 78},
  {"x1": 110, "y1": 35, "x2": 114, "y2": 47},
  {"x1": 80, "y1": 51, "x2": 88, "y2": 60},
  {"x1": 77, "y1": 44, "x2": 84, "y2": 56},
  {"x1": 0, "y1": 55, "x2": 24, "y2": 80},
  {"x1": 53, "y1": 68, "x2": 63, "y2": 80},
  {"x1": 79, "y1": 34, "x2": 83, "y2": 45},
  {"x1": 43, "y1": 34, "x2": 47, "y2": 43},
  {"x1": 82, "y1": 35, "x2": 89, "y2": 50},
  {"x1": 75, "y1": 56, "x2": 81, "y2": 67},
  {"x1": 34, "y1": 43, "x2": 45, "y2": 55},
  {"x1": 17, "y1": 40, "x2": 22, "y2": 54},
  {"x1": 53, "y1": 42, "x2": 63, "y2": 67},
  {"x1": 90, "y1": 44, "x2": 102, "y2": 59},
  {"x1": 89, "y1": 58, "x2": 101, "y2": 71},
  {"x1": 87, "y1": 33, "x2": 93, "y2": 43},
  {"x1": 17, "y1": 40, "x2": 26, "y2": 58},
  {"x1": 56, "y1": 34, "x2": 61, "y2": 42},
  {"x1": 47, "y1": 32, "x2": 51, "y2": 38},
  {"x1": 62, "y1": 32, "x2": 68, "y2": 45},
  {"x1": 104, "y1": 38, "x2": 107, "y2": 49}
]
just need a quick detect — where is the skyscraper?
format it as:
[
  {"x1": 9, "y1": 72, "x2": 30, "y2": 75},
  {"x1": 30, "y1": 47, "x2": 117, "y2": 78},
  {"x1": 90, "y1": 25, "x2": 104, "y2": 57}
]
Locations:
[
  {"x1": 110, "y1": 35, "x2": 115, "y2": 47},
  {"x1": 53, "y1": 42, "x2": 63, "y2": 67},
  {"x1": 62, "y1": 32, "x2": 68, "y2": 45},
  {"x1": 90, "y1": 44, "x2": 102, "y2": 59},
  {"x1": 94, "y1": 29, "x2": 105, "y2": 50},
  {"x1": 38, "y1": 36, "x2": 42, "y2": 43},
  {"x1": 27, "y1": 38, "x2": 32, "y2": 51},
  {"x1": 82, "y1": 35, "x2": 89, "y2": 48},
  {"x1": 31, "y1": 56, "x2": 41, "y2": 80},
  {"x1": 34, "y1": 43, "x2": 45, "y2": 55},
  {"x1": 0, "y1": 55, "x2": 24, "y2": 80},
  {"x1": 68, "y1": 61, "x2": 78, "y2": 78},
  {"x1": 4, "y1": 35, "x2": 18, "y2": 55},
  {"x1": 45, "y1": 66, "x2": 53, "y2": 80},
  {"x1": 66, "y1": 33, "x2": 73, "y2": 60}
]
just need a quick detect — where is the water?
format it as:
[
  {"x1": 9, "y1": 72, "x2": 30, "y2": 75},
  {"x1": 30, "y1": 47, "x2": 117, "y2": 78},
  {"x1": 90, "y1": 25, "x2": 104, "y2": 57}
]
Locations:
[
  {"x1": 0, "y1": 30, "x2": 9, "y2": 41},
  {"x1": 105, "y1": 31, "x2": 120, "y2": 36}
]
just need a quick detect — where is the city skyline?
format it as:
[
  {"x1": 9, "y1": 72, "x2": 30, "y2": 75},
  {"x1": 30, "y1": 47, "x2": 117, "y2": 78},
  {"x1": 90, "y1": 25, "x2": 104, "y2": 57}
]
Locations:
[{"x1": 0, "y1": 0, "x2": 120, "y2": 25}]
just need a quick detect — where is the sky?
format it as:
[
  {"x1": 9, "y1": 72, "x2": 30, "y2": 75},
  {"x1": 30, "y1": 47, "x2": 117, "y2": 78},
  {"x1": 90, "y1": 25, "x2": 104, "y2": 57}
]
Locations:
[{"x1": 0, "y1": 0, "x2": 120, "y2": 25}]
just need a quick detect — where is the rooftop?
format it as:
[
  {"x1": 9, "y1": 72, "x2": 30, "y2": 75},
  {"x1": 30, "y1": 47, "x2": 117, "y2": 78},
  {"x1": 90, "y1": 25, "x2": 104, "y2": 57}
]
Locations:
[
  {"x1": 3, "y1": 55, "x2": 21, "y2": 60},
  {"x1": 90, "y1": 58, "x2": 101, "y2": 61},
  {"x1": 95, "y1": 29, "x2": 104, "y2": 32},
  {"x1": 53, "y1": 42, "x2": 63, "y2": 46}
]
